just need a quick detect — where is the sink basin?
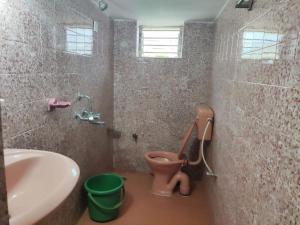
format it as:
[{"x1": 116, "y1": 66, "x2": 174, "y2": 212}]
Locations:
[{"x1": 4, "y1": 149, "x2": 80, "y2": 225}]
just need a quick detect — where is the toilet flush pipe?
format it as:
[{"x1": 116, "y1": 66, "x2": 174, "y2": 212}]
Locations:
[
  {"x1": 166, "y1": 170, "x2": 190, "y2": 195},
  {"x1": 178, "y1": 121, "x2": 197, "y2": 159},
  {"x1": 189, "y1": 118, "x2": 217, "y2": 177}
]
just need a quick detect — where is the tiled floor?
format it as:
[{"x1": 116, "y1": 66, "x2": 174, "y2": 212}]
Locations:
[{"x1": 77, "y1": 171, "x2": 213, "y2": 225}]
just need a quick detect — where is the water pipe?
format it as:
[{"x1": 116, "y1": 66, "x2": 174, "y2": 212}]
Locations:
[
  {"x1": 177, "y1": 121, "x2": 197, "y2": 159},
  {"x1": 167, "y1": 170, "x2": 190, "y2": 196},
  {"x1": 189, "y1": 118, "x2": 216, "y2": 177}
]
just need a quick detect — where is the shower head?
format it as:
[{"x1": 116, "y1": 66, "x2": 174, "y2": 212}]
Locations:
[{"x1": 99, "y1": 0, "x2": 108, "y2": 11}]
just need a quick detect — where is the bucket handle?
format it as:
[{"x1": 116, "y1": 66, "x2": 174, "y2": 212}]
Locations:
[{"x1": 88, "y1": 186, "x2": 125, "y2": 211}]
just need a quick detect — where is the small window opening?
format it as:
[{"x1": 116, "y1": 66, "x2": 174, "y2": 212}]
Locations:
[{"x1": 138, "y1": 26, "x2": 183, "y2": 58}]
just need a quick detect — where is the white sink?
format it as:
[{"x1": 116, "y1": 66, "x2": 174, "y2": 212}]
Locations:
[{"x1": 4, "y1": 149, "x2": 80, "y2": 225}]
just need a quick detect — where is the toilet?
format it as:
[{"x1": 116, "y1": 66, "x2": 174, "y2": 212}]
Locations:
[
  {"x1": 144, "y1": 151, "x2": 187, "y2": 196},
  {"x1": 144, "y1": 105, "x2": 214, "y2": 197}
]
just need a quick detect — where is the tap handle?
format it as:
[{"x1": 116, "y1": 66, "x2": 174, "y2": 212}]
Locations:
[
  {"x1": 93, "y1": 113, "x2": 101, "y2": 119},
  {"x1": 78, "y1": 93, "x2": 91, "y2": 100}
]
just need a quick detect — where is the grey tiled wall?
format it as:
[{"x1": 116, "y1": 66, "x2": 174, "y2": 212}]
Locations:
[
  {"x1": 0, "y1": 0, "x2": 114, "y2": 224},
  {"x1": 207, "y1": 0, "x2": 300, "y2": 224},
  {"x1": 113, "y1": 20, "x2": 215, "y2": 171},
  {"x1": 1, "y1": 0, "x2": 298, "y2": 224}
]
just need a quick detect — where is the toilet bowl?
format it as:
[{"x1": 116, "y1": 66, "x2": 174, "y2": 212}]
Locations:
[
  {"x1": 144, "y1": 105, "x2": 214, "y2": 197},
  {"x1": 144, "y1": 151, "x2": 188, "y2": 196}
]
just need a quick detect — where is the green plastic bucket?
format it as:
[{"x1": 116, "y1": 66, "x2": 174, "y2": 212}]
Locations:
[{"x1": 84, "y1": 173, "x2": 125, "y2": 222}]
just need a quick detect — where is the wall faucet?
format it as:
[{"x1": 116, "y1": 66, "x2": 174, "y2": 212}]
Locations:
[
  {"x1": 78, "y1": 93, "x2": 93, "y2": 111},
  {"x1": 75, "y1": 93, "x2": 105, "y2": 126},
  {"x1": 75, "y1": 110, "x2": 105, "y2": 125}
]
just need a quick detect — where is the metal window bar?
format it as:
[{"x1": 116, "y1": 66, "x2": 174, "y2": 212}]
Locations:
[
  {"x1": 66, "y1": 26, "x2": 93, "y2": 56},
  {"x1": 139, "y1": 26, "x2": 183, "y2": 58}
]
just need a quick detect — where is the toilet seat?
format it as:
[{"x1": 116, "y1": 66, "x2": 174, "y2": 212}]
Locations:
[
  {"x1": 151, "y1": 157, "x2": 170, "y2": 162},
  {"x1": 144, "y1": 151, "x2": 183, "y2": 165},
  {"x1": 144, "y1": 151, "x2": 188, "y2": 196}
]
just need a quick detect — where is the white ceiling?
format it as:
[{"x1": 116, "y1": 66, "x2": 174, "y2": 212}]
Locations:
[{"x1": 105, "y1": 0, "x2": 228, "y2": 26}]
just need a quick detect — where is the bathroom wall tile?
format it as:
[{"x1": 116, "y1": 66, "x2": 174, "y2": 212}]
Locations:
[
  {"x1": 113, "y1": 21, "x2": 215, "y2": 171},
  {"x1": 0, "y1": 0, "x2": 114, "y2": 224},
  {"x1": 0, "y1": 2, "x2": 24, "y2": 42},
  {"x1": 0, "y1": 40, "x2": 43, "y2": 75},
  {"x1": 0, "y1": 73, "x2": 80, "y2": 107},
  {"x1": 21, "y1": 9, "x2": 41, "y2": 45},
  {"x1": 183, "y1": 23, "x2": 215, "y2": 58},
  {"x1": 42, "y1": 48, "x2": 58, "y2": 73},
  {"x1": 184, "y1": 22, "x2": 215, "y2": 42},
  {"x1": 0, "y1": 74, "x2": 44, "y2": 104},
  {"x1": 113, "y1": 20, "x2": 138, "y2": 59},
  {"x1": 231, "y1": 82, "x2": 300, "y2": 140},
  {"x1": 40, "y1": 13, "x2": 56, "y2": 49},
  {"x1": 207, "y1": 0, "x2": 300, "y2": 224}
]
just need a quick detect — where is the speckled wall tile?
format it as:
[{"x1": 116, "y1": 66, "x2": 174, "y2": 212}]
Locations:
[
  {"x1": 207, "y1": 0, "x2": 300, "y2": 224},
  {"x1": 0, "y1": 105, "x2": 9, "y2": 225},
  {"x1": 0, "y1": 0, "x2": 114, "y2": 224},
  {"x1": 113, "y1": 20, "x2": 215, "y2": 171}
]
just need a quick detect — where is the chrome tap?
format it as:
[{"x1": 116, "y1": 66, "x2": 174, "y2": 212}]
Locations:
[
  {"x1": 78, "y1": 93, "x2": 93, "y2": 111},
  {"x1": 74, "y1": 93, "x2": 105, "y2": 126},
  {"x1": 75, "y1": 110, "x2": 105, "y2": 126}
]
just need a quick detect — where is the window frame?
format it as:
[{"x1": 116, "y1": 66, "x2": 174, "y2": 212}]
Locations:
[
  {"x1": 241, "y1": 29, "x2": 282, "y2": 61},
  {"x1": 138, "y1": 26, "x2": 184, "y2": 59},
  {"x1": 65, "y1": 25, "x2": 94, "y2": 56}
]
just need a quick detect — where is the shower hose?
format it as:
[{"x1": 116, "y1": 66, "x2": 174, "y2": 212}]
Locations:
[{"x1": 189, "y1": 118, "x2": 216, "y2": 177}]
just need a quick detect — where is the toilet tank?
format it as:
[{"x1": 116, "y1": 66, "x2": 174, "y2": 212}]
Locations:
[{"x1": 196, "y1": 104, "x2": 214, "y2": 140}]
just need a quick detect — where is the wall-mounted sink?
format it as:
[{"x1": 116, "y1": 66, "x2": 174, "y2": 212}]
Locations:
[{"x1": 4, "y1": 149, "x2": 80, "y2": 225}]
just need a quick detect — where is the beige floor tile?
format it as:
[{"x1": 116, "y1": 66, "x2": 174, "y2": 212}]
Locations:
[{"x1": 77, "y1": 171, "x2": 213, "y2": 225}]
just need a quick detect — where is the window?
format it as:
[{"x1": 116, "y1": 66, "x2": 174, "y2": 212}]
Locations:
[
  {"x1": 66, "y1": 26, "x2": 93, "y2": 56},
  {"x1": 138, "y1": 26, "x2": 183, "y2": 58},
  {"x1": 241, "y1": 30, "x2": 282, "y2": 62}
]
